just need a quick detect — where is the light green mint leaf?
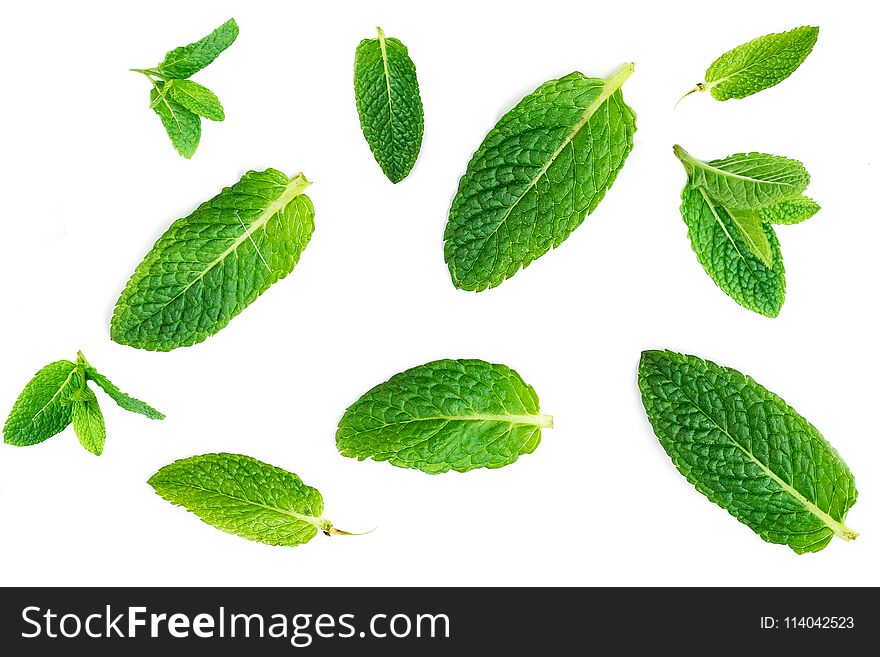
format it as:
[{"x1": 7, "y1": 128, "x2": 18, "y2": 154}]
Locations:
[
  {"x1": 336, "y1": 359, "x2": 552, "y2": 474},
  {"x1": 758, "y1": 196, "x2": 820, "y2": 225},
  {"x1": 151, "y1": 82, "x2": 201, "y2": 159},
  {"x1": 3, "y1": 360, "x2": 78, "y2": 446},
  {"x1": 79, "y1": 350, "x2": 164, "y2": 420},
  {"x1": 148, "y1": 453, "x2": 352, "y2": 546},
  {"x1": 444, "y1": 64, "x2": 636, "y2": 291},
  {"x1": 638, "y1": 350, "x2": 858, "y2": 554},
  {"x1": 728, "y1": 208, "x2": 773, "y2": 268},
  {"x1": 681, "y1": 26, "x2": 819, "y2": 102},
  {"x1": 674, "y1": 145, "x2": 809, "y2": 210},
  {"x1": 354, "y1": 27, "x2": 424, "y2": 183},
  {"x1": 167, "y1": 80, "x2": 225, "y2": 121},
  {"x1": 71, "y1": 386, "x2": 106, "y2": 456},
  {"x1": 111, "y1": 170, "x2": 315, "y2": 351},
  {"x1": 680, "y1": 184, "x2": 784, "y2": 317},
  {"x1": 158, "y1": 18, "x2": 239, "y2": 80}
]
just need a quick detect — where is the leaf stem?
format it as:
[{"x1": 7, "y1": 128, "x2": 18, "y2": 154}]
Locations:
[
  {"x1": 320, "y1": 519, "x2": 373, "y2": 537},
  {"x1": 676, "y1": 82, "x2": 705, "y2": 107}
]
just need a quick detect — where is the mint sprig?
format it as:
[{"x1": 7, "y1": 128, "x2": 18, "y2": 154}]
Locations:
[
  {"x1": 132, "y1": 18, "x2": 238, "y2": 158},
  {"x1": 3, "y1": 351, "x2": 164, "y2": 456}
]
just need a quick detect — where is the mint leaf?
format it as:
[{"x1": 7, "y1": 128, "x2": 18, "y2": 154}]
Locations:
[
  {"x1": 728, "y1": 208, "x2": 773, "y2": 268},
  {"x1": 680, "y1": 184, "x2": 785, "y2": 317},
  {"x1": 158, "y1": 18, "x2": 239, "y2": 80},
  {"x1": 83, "y1": 367, "x2": 164, "y2": 420},
  {"x1": 444, "y1": 65, "x2": 636, "y2": 291},
  {"x1": 638, "y1": 350, "x2": 858, "y2": 554},
  {"x1": 111, "y1": 170, "x2": 315, "y2": 351},
  {"x1": 758, "y1": 196, "x2": 820, "y2": 225},
  {"x1": 354, "y1": 27, "x2": 424, "y2": 183},
  {"x1": 148, "y1": 453, "x2": 351, "y2": 546},
  {"x1": 681, "y1": 26, "x2": 819, "y2": 102},
  {"x1": 71, "y1": 387, "x2": 106, "y2": 456},
  {"x1": 674, "y1": 146, "x2": 809, "y2": 210},
  {"x1": 3, "y1": 360, "x2": 78, "y2": 446},
  {"x1": 151, "y1": 83, "x2": 201, "y2": 159},
  {"x1": 167, "y1": 80, "x2": 224, "y2": 121},
  {"x1": 336, "y1": 359, "x2": 552, "y2": 474}
]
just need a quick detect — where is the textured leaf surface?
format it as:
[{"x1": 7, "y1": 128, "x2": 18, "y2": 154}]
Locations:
[
  {"x1": 3, "y1": 360, "x2": 78, "y2": 446},
  {"x1": 704, "y1": 26, "x2": 819, "y2": 100},
  {"x1": 151, "y1": 83, "x2": 201, "y2": 158},
  {"x1": 111, "y1": 169, "x2": 315, "y2": 351},
  {"x1": 71, "y1": 387, "x2": 106, "y2": 456},
  {"x1": 158, "y1": 18, "x2": 239, "y2": 79},
  {"x1": 168, "y1": 80, "x2": 224, "y2": 121},
  {"x1": 728, "y1": 208, "x2": 773, "y2": 268},
  {"x1": 674, "y1": 146, "x2": 808, "y2": 210},
  {"x1": 681, "y1": 185, "x2": 785, "y2": 317},
  {"x1": 354, "y1": 27, "x2": 424, "y2": 183},
  {"x1": 336, "y1": 359, "x2": 552, "y2": 474},
  {"x1": 444, "y1": 64, "x2": 636, "y2": 291},
  {"x1": 758, "y1": 196, "x2": 820, "y2": 225},
  {"x1": 148, "y1": 453, "x2": 330, "y2": 546},
  {"x1": 638, "y1": 350, "x2": 857, "y2": 554},
  {"x1": 84, "y1": 367, "x2": 164, "y2": 420}
]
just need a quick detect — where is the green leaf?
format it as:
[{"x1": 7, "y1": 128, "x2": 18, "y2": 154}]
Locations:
[
  {"x1": 758, "y1": 196, "x2": 820, "y2": 225},
  {"x1": 158, "y1": 18, "x2": 239, "y2": 80},
  {"x1": 444, "y1": 64, "x2": 636, "y2": 291},
  {"x1": 680, "y1": 184, "x2": 785, "y2": 317},
  {"x1": 728, "y1": 208, "x2": 773, "y2": 268},
  {"x1": 71, "y1": 387, "x2": 106, "y2": 456},
  {"x1": 674, "y1": 145, "x2": 809, "y2": 210},
  {"x1": 336, "y1": 359, "x2": 552, "y2": 474},
  {"x1": 167, "y1": 80, "x2": 225, "y2": 121},
  {"x1": 151, "y1": 82, "x2": 201, "y2": 158},
  {"x1": 3, "y1": 360, "x2": 79, "y2": 446},
  {"x1": 82, "y1": 362, "x2": 164, "y2": 420},
  {"x1": 682, "y1": 26, "x2": 819, "y2": 102},
  {"x1": 354, "y1": 27, "x2": 424, "y2": 183},
  {"x1": 638, "y1": 350, "x2": 858, "y2": 554},
  {"x1": 111, "y1": 170, "x2": 315, "y2": 351},
  {"x1": 148, "y1": 453, "x2": 347, "y2": 546}
]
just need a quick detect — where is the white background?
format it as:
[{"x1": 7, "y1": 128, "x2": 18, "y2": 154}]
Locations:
[{"x1": 0, "y1": 0, "x2": 876, "y2": 587}]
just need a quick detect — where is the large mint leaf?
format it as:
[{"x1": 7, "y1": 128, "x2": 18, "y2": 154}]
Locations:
[
  {"x1": 336, "y1": 359, "x2": 552, "y2": 474},
  {"x1": 701, "y1": 26, "x2": 819, "y2": 101},
  {"x1": 158, "y1": 18, "x2": 239, "y2": 80},
  {"x1": 638, "y1": 350, "x2": 858, "y2": 554},
  {"x1": 148, "y1": 453, "x2": 346, "y2": 546},
  {"x1": 151, "y1": 83, "x2": 201, "y2": 159},
  {"x1": 444, "y1": 64, "x2": 636, "y2": 291},
  {"x1": 674, "y1": 146, "x2": 809, "y2": 210},
  {"x1": 3, "y1": 360, "x2": 78, "y2": 446},
  {"x1": 111, "y1": 170, "x2": 315, "y2": 351},
  {"x1": 354, "y1": 27, "x2": 424, "y2": 183},
  {"x1": 71, "y1": 386, "x2": 106, "y2": 456},
  {"x1": 680, "y1": 184, "x2": 785, "y2": 317}
]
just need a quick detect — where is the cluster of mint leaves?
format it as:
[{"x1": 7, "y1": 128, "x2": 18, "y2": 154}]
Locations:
[
  {"x1": 675, "y1": 26, "x2": 820, "y2": 316},
  {"x1": 3, "y1": 352, "x2": 163, "y2": 456},
  {"x1": 132, "y1": 18, "x2": 238, "y2": 158},
  {"x1": 3, "y1": 20, "x2": 859, "y2": 555},
  {"x1": 674, "y1": 146, "x2": 818, "y2": 316}
]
